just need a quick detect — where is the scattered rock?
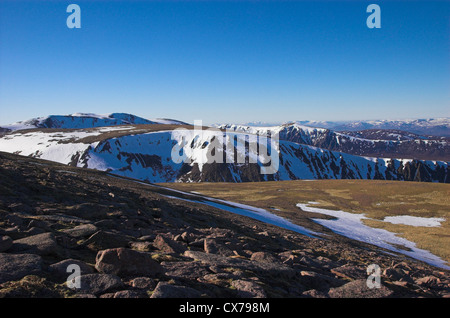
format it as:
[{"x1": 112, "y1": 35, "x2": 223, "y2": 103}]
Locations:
[
  {"x1": 184, "y1": 250, "x2": 296, "y2": 279},
  {"x1": 138, "y1": 234, "x2": 156, "y2": 242},
  {"x1": 23, "y1": 227, "x2": 46, "y2": 236},
  {"x1": 72, "y1": 293, "x2": 97, "y2": 298},
  {"x1": 130, "y1": 241, "x2": 154, "y2": 252},
  {"x1": 198, "y1": 272, "x2": 239, "y2": 286},
  {"x1": 298, "y1": 256, "x2": 322, "y2": 269},
  {"x1": 415, "y1": 275, "x2": 440, "y2": 287},
  {"x1": 65, "y1": 203, "x2": 108, "y2": 219},
  {"x1": 95, "y1": 247, "x2": 164, "y2": 278},
  {"x1": 250, "y1": 251, "x2": 278, "y2": 263},
  {"x1": 130, "y1": 277, "x2": 156, "y2": 290},
  {"x1": 299, "y1": 270, "x2": 344, "y2": 291},
  {"x1": 35, "y1": 214, "x2": 91, "y2": 225},
  {"x1": 4, "y1": 214, "x2": 24, "y2": 227},
  {"x1": 8, "y1": 203, "x2": 33, "y2": 214},
  {"x1": 61, "y1": 224, "x2": 98, "y2": 238},
  {"x1": 331, "y1": 265, "x2": 367, "y2": 280},
  {"x1": 162, "y1": 261, "x2": 212, "y2": 280},
  {"x1": 204, "y1": 238, "x2": 234, "y2": 256},
  {"x1": 83, "y1": 230, "x2": 131, "y2": 250},
  {"x1": 301, "y1": 289, "x2": 328, "y2": 298},
  {"x1": 280, "y1": 254, "x2": 299, "y2": 266},
  {"x1": 180, "y1": 231, "x2": 195, "y2": 243},
  {"x1": 76, "y1": 274, "x2": 124, "y2": 295},
  {"x1": 2, "y1": 227, "x2": 21, "y2": 240},
  {"x1": 384, "y1": 267, "x2": 405, "y2": 280},
  {"x1": 150, "y1": 282, "x2": 203, "y2": 298},
  {"x1": 113, "y1": 290, "x2": 148, "y2": 298},
  {"x1": 0, "y1": 236, "x2": 12, "y2": 252},
  {"x1": 315, "y1": 256, "x2": 339, "y2": 269},
  {"x1": 9, "y1": 232, "x2": 59, "y2": 256},
  {"x1": 153, "y1": 234, "x2": 186, "y2": 254},
  {"x1": 188, "y1": 238, "x2": 205, "y2": 249},
  {"x1": 327, "y1": 279, "x2": 394, "y2": 298},
  {"x1": 393, "y1": 262, "x2": 413, "y2": 272},
  {"x1": 48, "y1": 259, "x2": 94, "y2": 279},
  {"x1": 0, "y1": 253, "x2": 43, "y2": 284},
  {"x1": 27, "y1": 219, "x2": 52, "y2": 232},
  {"x1": 231, "y1": 279, "x2": 267, "y2": 298},
  {"x1": 384, "y1": 267, "x2": 414, "y2": 284}
]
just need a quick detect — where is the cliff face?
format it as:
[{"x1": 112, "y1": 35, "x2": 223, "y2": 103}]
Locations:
[{"x1": 220, "y1": 124, "x2": 450, "y2": 161}]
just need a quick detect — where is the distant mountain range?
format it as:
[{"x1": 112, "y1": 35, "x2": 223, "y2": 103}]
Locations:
[
  {"x1": 218, "y1": 123, "x2": 450, "y2": 161},
  {"x1": 330, "y1": 118, "x2": 450, "y2": 137},
  {"x1": 234, "y1": 118, "x2": 450, "y2": 137},
  {"x1": 3, "y1": 114, "x2": 448, "y2": 137},
  {"x1": 0, "y1": 113, "x2": 448, "y2": 183}
]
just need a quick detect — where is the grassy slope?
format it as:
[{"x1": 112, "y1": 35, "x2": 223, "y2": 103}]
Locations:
[{"x1": 162, "y1": 179, "x2": 450, "y2": 265}]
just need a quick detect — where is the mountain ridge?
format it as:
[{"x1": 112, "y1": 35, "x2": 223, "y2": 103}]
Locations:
[
  {"x1": 0, "y1": 113, "x2": 448, "y2": 183},
  {"x1": 0, "y1": 123, "x2": 448, "y2": 183},
  {"x1": 0, "y1": 113, "x2": 188, "y2": 132},
  {"x1": 218, "y1": 123, "x2": 450, "y2": 161},
  {"x1": 223, "y1": 117, "x2": 450, "y2": 137}
]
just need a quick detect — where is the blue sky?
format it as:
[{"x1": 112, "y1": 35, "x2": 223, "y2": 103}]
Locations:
[{"x1": 0, "y1": 0, "x2": 449, "y2": 125}]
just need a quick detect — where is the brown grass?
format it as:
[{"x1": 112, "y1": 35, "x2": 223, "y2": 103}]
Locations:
[{"x1": 161, "y1": 179, "x2": 450, "y2": 265}]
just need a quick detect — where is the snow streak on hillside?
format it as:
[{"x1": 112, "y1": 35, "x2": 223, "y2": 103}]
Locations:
[
  {"x1": 0, "y1": 127, "x2": 447, "y2": 183},
  {"x1": 296, "y1": 202, "x2": 450, "y2": 270}
]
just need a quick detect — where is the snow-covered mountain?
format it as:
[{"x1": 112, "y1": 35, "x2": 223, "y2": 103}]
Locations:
[
  {"x1": 0, "y1": 113, "x2": 187, "y2": 132},
  {"x1": 0, "y1": 124, "x2": 447, "y2": 183},
  {"x1": 220, "y1": 118, "x2": 450, "y2": 136},
  {"x1": 288, "y1": 118, "x2": 450, "y2": 137},
  {"x1": 218, "y1": 123, "x2": 450, "y2": 161}
]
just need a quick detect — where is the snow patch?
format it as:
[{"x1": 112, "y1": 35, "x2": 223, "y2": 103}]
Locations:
[
  {"x1": 296, "y1": 202, "x2": 450, "y2": 269},
  {"x1": 383, "y1": 215, "x2": 446, "y2": 227}
]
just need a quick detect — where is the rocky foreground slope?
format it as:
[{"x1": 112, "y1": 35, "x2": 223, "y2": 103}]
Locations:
[{"x1": 0, "y1": 152, "x2": 449, "y2": 298}]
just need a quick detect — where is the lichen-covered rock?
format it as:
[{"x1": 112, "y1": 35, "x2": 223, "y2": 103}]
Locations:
[
  {"x1": 0, "y1": 253, "x2": 43, "y2": 284},
  {"x1": 9, "y1": 233, "x2": 59, "y2": 256},
  {"x1": 61, "y1": 224, "x2": 98, "y2": 238},
  {"x1": 48, "y1": 259, "x2": 94, "y2": 279},
  {"x1": 76, "y1": 274, "x2": 124, "y2": 296}
]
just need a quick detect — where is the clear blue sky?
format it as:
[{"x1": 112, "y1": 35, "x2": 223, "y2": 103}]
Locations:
[{"x1": 0, "y1": 0, "x2": 449, "y2": 125}]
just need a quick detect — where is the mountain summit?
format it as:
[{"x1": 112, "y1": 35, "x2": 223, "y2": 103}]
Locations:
[{"x1": 0, "y1": 113, "x2": 187, "y2": 133}]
